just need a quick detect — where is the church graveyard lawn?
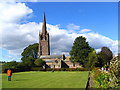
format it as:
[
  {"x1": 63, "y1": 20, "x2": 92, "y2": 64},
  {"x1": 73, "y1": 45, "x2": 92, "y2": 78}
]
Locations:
[{"x1": 2, "y1": 71, "x2": 89, "y2": 88}]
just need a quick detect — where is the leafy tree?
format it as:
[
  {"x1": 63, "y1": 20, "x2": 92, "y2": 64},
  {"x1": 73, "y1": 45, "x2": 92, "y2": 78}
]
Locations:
[
  {"x1": 34, "y1": 59, "x2": 46, "y2": 67},
  {"x1": 21, "y1": 56, "x2": 35, "y2": 68},
  {"x1": 17, "y1": 62, "x2": 29, "y2": 71},
  {"x1": 99, "y1": 47, "x2": 113, "y2": 65},
  {"x1": 21, "y1": 43, "x2": 39, "y2": 59},
  {"x1": 21, "y1": 43, "x2": 39, "y2": 69},
  {"x1": 95, "y1": 53, "x2": 105, "y2": 67},
  {"x1": 2, "y1": 61, "x2": 19, "y2": 72},
  {"x1": 86, "y1": 50, "x2": 98, "y2": 68},
  {"x1": 70, "y1": 36, "x2": 93, "y2": 66}
]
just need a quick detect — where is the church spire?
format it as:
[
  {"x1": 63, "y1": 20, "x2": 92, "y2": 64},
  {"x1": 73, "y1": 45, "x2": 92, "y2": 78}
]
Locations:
[
  {"x1": 42, "y1": 12, "x2": 47, "y2": 35},
  {"x1": 38, "y1": 13, "x2": 50, "y2": 56}
]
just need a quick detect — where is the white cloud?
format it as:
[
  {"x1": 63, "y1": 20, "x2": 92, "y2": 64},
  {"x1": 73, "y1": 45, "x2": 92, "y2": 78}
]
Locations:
[
  {"x1": 0, "y1": 0, "x2": 40, "y2": 3},
  {"x1": 0, "y1": 2, "x2": 32, "y2": 23},
  {"x1": 67, "y1": 24, "x2": 80, "y2": 30},
  {"x1": 0, "y1": 2, "x2": 118, "y2": 61},
  {"x1": 2, "y1": 22, "x2": 117, "y2": 58},
  {"x1": 1, "y1": 22, "x2": 40, "y2": 50},
  {"x1": 81, "y1": 33, "x2": 118, "y2": 55},
  {"x1": 80, "y1": 29, "x2": 91, "y2": 33},
  {"x1": 118, "y1": 41, "x2": 120, "y2": 53}
]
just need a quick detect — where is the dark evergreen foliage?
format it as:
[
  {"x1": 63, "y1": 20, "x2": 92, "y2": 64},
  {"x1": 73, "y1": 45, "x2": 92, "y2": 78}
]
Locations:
[
  {"x1": 100, "y1": 47, "x2": 113, "y2": 64},
  {"x1": 70, "y1": 36, "x2": 94, "y2": 66},
  {"x1": 98, "y1": 47, "x2": 113, "y2": 66},
  {"x1": 21, "y1": 43, "x2": 39, "y2": 59},
  {"x1": 2, "y1": 61, "x2": 19, "y2": 72},
  {"x1": 34, "y1": 58, "x2": 46, "y2": 67},
  {"x1": 21, "y1": 56, "x2": 35, "y2": 68}
]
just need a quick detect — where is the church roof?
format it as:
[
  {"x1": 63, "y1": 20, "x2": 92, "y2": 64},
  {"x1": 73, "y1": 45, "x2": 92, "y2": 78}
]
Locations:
[
  {"x1": 40, "y1": 55, "x2": 64, "y2": 59},
  {"x1": 64, "y1": 56, "x2": 71, "y2": 61},
  {"x1": 44, "y1": 60, "x2": 55, "y2": 63}
]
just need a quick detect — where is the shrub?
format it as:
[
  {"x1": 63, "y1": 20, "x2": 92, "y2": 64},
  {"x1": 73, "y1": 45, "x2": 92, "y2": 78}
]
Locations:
[
  {"x1": 65, "y1": 68, "x2": 75, "y2": 71},
  {"x1": 46, "y1": 68, "x2": 53, "y2": 71},
  {"x1": 31, "y1": 67, "x2": 45, "y2": 71},
  {"x1": 2, "y1": 61, "x2": 19, "y2": 73},
  {"x1": 92, "y1": 68, "x2": 110, "y2": 88},
  {"x1": 61, "y1": 68, "x2": 66, "y2": 71},
  {"x1": 54, "y1": 68, "x2": 61, "y2": 71},
  {"x1": 76, "y1": 68, "x2": 92, "y2": 71}
]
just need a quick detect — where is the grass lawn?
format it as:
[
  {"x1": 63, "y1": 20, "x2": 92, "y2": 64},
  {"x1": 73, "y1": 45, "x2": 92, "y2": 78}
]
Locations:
[{"x1": 2, "y1": 71, "x2": 89, "y2": 88}]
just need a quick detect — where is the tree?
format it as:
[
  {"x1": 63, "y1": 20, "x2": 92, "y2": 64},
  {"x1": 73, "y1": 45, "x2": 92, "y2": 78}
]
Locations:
[
  {"x1": 21, "y1": 43, "x2": 39, "y2": 69},
  {"x1": 95, "y1": 53, "x2": 105, "y2": 67},
  {"x1": 34, "y1": 59, "x2": 46, "y2": 67},
  {"x1": 99, "y1": 47, "x2": 113, "y2": 65},
  {"x1": 21, "y1": 56, "x2": 35, "y2": 68},
  {"x1": 70, "y1": 36, "x2": 93, "y2": 66},
  {"x1": 2, "y1": 61, "x2": 19, "y2": 72},
  {"x1": 17, "y1": 62, "x2": 29, "y2": 71},
  {"x1": 21, "y1": 43, "x2": 39, "y2": 59},
  {"x1": 86, "y1": 50, "x2": 98, "y2": 68}
]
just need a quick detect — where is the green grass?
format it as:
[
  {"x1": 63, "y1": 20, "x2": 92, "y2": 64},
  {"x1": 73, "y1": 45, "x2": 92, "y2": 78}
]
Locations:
[{"x1": 2, "y1": 71, "x2": 89, "y2": 88}]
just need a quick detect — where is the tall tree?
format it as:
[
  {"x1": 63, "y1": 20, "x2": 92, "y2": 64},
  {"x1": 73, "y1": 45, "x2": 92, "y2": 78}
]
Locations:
[
  {"x1": 99, "y1": 47, "x2": 113, "y2": 65},
  {"x1": 34, "y1": 59, "x2": 46, "y2": 67},
  {"x1": 21, "y1": 43, "x2": 38, "y2": 59},
  {"x1": 86, "y1": 50, "x2": 98, "y2": 68},
  {"x1": 21, "y1": 43, "x2": 39, "y2": 68},
  {"x1": 21, "y1": 56, "x2": 35, "y2": 68},
  {"x1": 70, "y1": 36, "x2": 93, "y2": 66},
  {"x1": 95, "y1": 53, "x2": 105, "y2": 67}
]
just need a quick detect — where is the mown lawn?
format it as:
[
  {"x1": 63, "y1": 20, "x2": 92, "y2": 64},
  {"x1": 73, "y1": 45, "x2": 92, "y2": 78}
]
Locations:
[{"x1": 2, "y1": 71, "x2": 89, "y2": 88}]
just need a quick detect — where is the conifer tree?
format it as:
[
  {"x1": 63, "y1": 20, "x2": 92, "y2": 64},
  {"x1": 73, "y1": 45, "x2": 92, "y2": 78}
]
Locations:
[{"x1": 70, "y1": 36, "x2": 93, "y2": 66}]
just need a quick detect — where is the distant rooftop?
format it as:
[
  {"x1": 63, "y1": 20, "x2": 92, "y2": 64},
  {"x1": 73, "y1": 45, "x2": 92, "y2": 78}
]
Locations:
[{"x1": 40, "y1": 55, "x2": 64, "y2": 59}]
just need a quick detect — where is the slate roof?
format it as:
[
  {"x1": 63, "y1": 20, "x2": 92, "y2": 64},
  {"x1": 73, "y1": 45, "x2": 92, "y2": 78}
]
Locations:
[
  {"x1": 44, "y1": 60, "x2": 55, "y2": 63},
  {"x1": 40, "y1": 55, "x2": 64, "y2": 59}
]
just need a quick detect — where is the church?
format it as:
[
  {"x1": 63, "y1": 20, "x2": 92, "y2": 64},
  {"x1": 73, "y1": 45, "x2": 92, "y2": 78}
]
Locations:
[{"x1": 38, "y1": 13, "x2": 81, "y2": 68}]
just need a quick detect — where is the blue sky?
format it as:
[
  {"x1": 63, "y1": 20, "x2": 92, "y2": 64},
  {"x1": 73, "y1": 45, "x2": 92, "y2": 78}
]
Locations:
[
  {"x1": 25, "y1": 2, "x2": 118, "y2": 40},
  {"x1": 0, "y1": 2, "x2": 118, "y2": 62}
]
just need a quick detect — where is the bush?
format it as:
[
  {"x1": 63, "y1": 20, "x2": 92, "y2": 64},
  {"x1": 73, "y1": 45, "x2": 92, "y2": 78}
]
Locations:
[
  {"x1": 79, "y1": 68, "x2": 92, "y2": 71},
  {"x1": 31, "y1": 67, "x2": 45, "y2": 71},
  {"x1": 60, "y1": 68, "x2": 66, "y2": 71},
  {"x1": 46, "y1": 68, "x2": 53, "y2": 71},
  {"x1": 2, "y1": 61, "x2": 19, "y2": 73},
  {"x1": 92, "y1": 68, "x2": 111, "y2": 88},
  {"x1": 53, "y1": 68, "x2": 61, "y2": 71},
  {"x1": 45, "y1": 68, "x2": 92, "y2": 71},
  {"x1": 65, "y1": 68, "x2": 75, "y2": 71}
]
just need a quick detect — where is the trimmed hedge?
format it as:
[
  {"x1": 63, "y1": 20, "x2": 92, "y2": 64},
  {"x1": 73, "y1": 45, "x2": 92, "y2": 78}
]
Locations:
[
  {"x1": 31, "y1": 67, "x2": 45, "y2": 71},
  {"x1": 31, "y1": 68, "x2": 92, "y2": 71},
  {"x1": 3, "y1": 67, "x2": 92, "y2": 73}
]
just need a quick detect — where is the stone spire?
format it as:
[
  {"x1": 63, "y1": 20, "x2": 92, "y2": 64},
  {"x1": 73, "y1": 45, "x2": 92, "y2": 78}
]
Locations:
[
  {"x1": 42, "y1": 12, "x2": 47, "y2": 35},
  {"x1": 38, "y1": 13, "x2": 50, "y2": 57}
]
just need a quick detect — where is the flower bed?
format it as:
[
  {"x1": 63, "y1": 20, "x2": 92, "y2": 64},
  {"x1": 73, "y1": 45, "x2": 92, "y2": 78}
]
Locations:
[{"x1": 91, "y1": 68, "x2": 119, "y2": 88}]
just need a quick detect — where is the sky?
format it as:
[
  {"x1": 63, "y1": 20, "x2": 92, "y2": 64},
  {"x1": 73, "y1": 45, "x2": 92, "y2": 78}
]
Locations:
[{"x1": 0, "y1": 1, "x2": 119, "y2": 62}]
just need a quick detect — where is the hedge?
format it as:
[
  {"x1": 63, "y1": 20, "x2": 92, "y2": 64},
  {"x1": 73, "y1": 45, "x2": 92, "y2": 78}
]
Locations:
[{"x1": 31, "y1": 67, "x2": 92, "y2": 71}]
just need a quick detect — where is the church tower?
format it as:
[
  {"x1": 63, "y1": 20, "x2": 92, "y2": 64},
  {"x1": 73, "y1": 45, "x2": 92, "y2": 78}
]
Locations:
[{"x1": 38, "y1": 13, "x2": 50, "y2": 57}]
